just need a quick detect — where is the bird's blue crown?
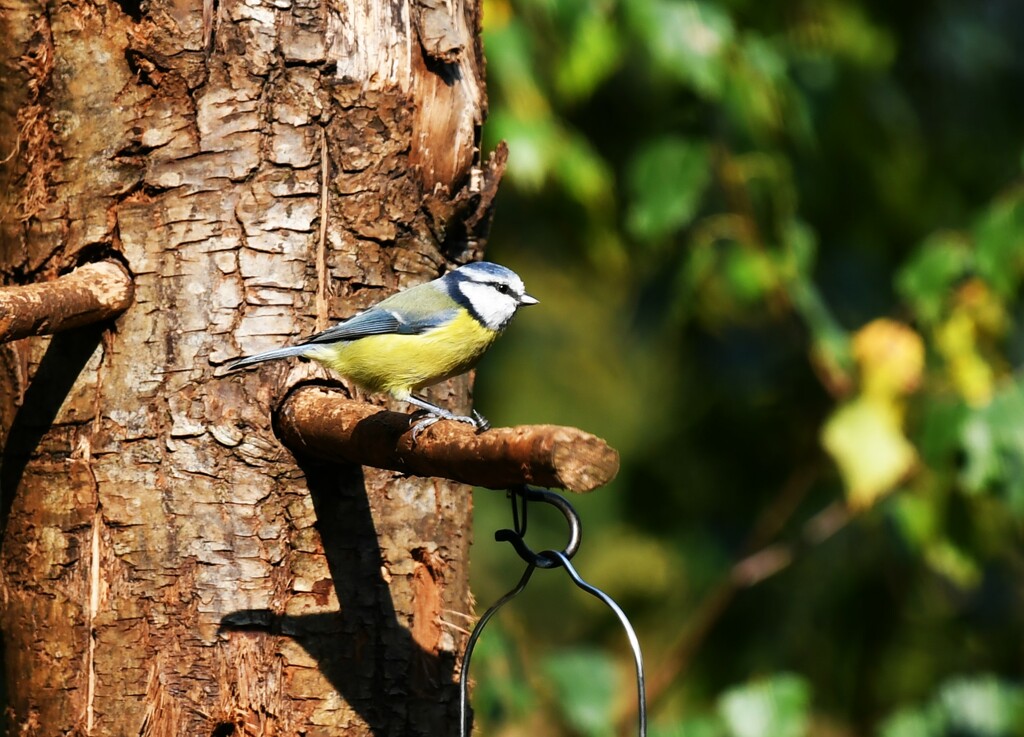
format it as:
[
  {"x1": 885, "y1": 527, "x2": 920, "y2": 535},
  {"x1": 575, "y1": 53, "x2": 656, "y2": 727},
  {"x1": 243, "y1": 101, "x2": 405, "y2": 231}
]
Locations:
[{"x1": 450, "y1": 261, "x2": 518, "y2": 282}]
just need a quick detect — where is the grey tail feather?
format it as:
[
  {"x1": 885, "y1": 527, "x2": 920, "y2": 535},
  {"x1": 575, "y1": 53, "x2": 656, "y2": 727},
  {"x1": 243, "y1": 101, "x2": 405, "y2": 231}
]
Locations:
[{"x1": 225, "y1": 344, "x2": 310, "y2": 371}]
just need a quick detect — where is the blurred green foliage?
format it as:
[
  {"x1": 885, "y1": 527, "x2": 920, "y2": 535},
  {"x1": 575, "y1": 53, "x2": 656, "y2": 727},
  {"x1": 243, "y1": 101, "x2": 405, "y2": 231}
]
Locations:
[{"x1": 468, "y1": 0, "x2": 1024, "y2": 735}]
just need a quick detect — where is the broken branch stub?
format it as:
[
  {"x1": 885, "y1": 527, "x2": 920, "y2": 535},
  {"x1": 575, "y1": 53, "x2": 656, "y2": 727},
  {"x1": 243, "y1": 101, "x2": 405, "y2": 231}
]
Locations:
[
  {"x1": 0, "y1": 261, "x2": 134, "y2": 343},
  {"x1": 275, "y1": 386, "x2": 620, "y2": 494}
]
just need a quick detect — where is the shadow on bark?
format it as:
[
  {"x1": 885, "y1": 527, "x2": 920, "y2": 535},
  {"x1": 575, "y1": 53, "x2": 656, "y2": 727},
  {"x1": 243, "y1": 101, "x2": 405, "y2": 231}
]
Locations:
[
  {"x1": 0, "y1": 324, "x2": 106, "y2": 539},
  {"x1": 0, "y1": 323, "x2": 106, "y2": 725},
  {"x1": 220, "y1": 458, "x2": 458, "y2": 736}
]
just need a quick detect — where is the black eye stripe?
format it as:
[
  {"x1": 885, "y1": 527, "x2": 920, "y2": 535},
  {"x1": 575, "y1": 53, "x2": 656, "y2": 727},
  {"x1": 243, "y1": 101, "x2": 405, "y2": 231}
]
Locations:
[{"x1": 464, "y1": 278, "x2": 516, "y2": 297}]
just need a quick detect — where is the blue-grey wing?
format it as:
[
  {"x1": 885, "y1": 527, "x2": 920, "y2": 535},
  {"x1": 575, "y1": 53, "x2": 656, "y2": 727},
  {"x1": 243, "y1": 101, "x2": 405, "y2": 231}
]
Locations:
[{"x1": 300, "y1": 306, "x2": 458, "y2": 345}]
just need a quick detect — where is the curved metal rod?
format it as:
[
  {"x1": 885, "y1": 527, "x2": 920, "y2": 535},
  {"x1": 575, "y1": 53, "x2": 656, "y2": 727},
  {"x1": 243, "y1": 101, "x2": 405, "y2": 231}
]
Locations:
[
  {"x1": 494, "y1": 486, "x2": 582, "y2": 569},
  {"x1": 545, "y1": 549, "x2": 647, "y2": 737},
  {"x1": 459, "y1": 563, "x2": 537, "y2": 737}
]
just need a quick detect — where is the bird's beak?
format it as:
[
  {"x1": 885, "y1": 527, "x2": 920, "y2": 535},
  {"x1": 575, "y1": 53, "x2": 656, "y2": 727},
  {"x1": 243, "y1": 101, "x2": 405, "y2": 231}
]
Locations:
[{"x1": 520, "y1": 293, "x2": 539, "y2": 306}]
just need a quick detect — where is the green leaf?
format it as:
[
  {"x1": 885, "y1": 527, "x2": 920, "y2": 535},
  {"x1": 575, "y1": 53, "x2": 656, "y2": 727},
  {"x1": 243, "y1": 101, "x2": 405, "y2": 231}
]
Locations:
[
  {"x1": 938, "y1": 675, "x2": 1024, "y2": 736},
  {"x1": 484, "y1": 19, "x2": 547, "y2": 116},
  {"x1": 626, "y1": 0, "x2": 734, "y2": 96},
  {"x1": 879, "y1": 704, "x2": 945, "y2": 737},
  {"x1": 717, "y1": 673, "x2": 811, "y2": 737},
  {"x1": 488, "y1": 111, "x2": 561, "y2": 191},
  {"x1": 881, "y1": 675, "x2": 1024, "y2": 737},
  {"x1": 888, "y1": 493, "x2": 939, "y2": 552},
  {"x1": 555, "y1": 8, "x2": 623, "y2": 102},
  {"x1": 651, "y1": 715, "x2": 728, "y2": 737},
  {"x1": 916, "y1": 397, "x2": 968, "y2": 467},
  {"x1": 896, "y1": 232, "x2": 972, "y2": 324},
  {"x1": 542, "y1": 648, "x2": 620, "y2": 737},
  {"x1": 724, "y1": 35, "x2": 790, "y2": 136},
  {"x1": 626, "y1": 136, "x2": 712, "y2": 240},
  {"x1": 959, "y1": 379, "x2": 1024, "y2": 508},
  {"x1": 924, "y1": 540, "x2": 982, "y2": 589},
  {"x1": 972, "y1": 192, "x2": 1024, "y2": 298},
  {"x1": 960, "y1": 410, "x2": 1000, "y2": 494},
  {"x1": 723, "y1": 246, "x2": 778, "y2": 304},
  {"x1": 789, "y1": 3, "x2": 896, "y2": 70}
]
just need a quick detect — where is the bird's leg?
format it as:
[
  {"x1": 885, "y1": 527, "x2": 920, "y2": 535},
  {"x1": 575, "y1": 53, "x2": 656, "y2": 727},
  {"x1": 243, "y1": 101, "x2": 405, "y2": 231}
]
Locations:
[{"x1": 404, "y1": 395, "x2": 490, "y2": 440}]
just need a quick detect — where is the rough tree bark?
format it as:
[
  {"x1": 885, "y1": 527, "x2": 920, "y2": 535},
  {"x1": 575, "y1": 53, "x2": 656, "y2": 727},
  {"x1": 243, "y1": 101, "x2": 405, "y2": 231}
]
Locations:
[{"x1": 0, "y1": 0, "x2": 499, "y2": 733}]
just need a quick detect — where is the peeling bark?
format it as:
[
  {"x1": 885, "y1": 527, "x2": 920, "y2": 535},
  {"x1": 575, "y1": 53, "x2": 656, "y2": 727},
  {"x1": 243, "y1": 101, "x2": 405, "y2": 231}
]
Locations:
[{"x1": 0, "y1": 0, "x2": 493, "y2": 732}]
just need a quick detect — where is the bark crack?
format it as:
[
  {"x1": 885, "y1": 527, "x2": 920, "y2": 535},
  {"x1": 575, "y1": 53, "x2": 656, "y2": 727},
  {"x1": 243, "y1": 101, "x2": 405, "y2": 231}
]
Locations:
[
  {"x1": 85, "y1": 325, "x2": 109, "y2": 736},
  {"x1": 315, "y1": 126, "x2": 330, "y2": 331},
  {"x1": 86, "y1": 510, "x2": 101, "y2": 734}
]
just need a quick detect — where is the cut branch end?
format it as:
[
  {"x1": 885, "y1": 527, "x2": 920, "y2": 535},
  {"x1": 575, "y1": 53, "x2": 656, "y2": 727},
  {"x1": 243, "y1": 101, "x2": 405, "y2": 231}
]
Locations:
[{"x1": 0, "y1": 260, "x2": 134, "y2": 343}]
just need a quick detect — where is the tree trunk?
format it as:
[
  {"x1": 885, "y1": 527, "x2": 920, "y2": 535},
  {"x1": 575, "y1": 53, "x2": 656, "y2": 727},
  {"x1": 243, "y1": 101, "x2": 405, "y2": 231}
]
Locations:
[{"x1": 0, "y1": 0, "x2": 495, "y2": 732}]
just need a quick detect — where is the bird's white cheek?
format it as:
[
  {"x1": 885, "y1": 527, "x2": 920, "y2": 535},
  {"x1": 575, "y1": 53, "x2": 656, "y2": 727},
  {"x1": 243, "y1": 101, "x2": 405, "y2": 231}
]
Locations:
[{"x1": 459, "y1": 284, "x2": 517, "y2": 331}]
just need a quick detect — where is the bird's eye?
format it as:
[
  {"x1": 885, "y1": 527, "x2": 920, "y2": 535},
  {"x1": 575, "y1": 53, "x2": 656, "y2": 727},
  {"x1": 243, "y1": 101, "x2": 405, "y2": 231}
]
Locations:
[{"x1": 495, "y1": 283, "x2": 512, "y2": 295}]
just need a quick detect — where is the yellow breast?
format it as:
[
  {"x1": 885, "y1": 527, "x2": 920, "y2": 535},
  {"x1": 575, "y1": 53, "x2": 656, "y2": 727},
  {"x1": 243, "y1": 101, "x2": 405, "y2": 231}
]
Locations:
[{"x1": 307, "y1": 310, "x2": 499, "y2": 398}]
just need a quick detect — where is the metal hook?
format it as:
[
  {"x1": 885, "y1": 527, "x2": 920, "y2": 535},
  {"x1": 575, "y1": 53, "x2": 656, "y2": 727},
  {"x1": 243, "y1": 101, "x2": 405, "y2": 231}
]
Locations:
[
  {"x1": 543, "y1": 549, "x2": 647, "y2": 737},
  {"x1": 458, "y1": 563, "x2": 536, "y2": 737},
  {"x1": 459, "y1": 487, "x2": 647, "y2": 737},
  {"x1": 494, "y1": 486, "x2": 582, "y2": 569}
]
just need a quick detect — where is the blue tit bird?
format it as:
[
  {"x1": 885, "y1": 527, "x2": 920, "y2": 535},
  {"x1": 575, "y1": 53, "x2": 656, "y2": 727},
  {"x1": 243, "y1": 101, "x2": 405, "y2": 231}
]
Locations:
[{"x1": 227, "y1": 261, "x2": 538, "y2": 435}]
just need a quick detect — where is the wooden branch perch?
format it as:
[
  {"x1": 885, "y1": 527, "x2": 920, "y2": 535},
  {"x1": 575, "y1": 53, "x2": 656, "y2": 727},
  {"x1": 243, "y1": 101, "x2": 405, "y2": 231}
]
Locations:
[
  {"x1": 276, "y1": 386, "x2": 620, "y2": 493},
  {"x1": 0, "y1": 261, "x2": 134, "y2": 343}
]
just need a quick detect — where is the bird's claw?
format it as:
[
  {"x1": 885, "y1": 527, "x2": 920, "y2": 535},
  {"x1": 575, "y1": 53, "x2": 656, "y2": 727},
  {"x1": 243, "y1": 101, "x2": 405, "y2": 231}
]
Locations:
[
  {"x1": 409, "y1": 408, "x2": 491, "y2": 442},
  {"x1": 410, "y1": 414, "x2": 441, "y2": 443}
]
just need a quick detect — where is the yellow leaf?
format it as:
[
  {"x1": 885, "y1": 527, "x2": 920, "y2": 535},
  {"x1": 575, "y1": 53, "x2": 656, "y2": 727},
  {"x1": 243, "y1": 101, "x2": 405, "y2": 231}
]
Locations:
[
  {"x1": 934, "y1": 279, "x2": 1006, "y2": 407},
  {"x1": 852, "y1": 318, "x2": 925, "y2": 398},
  {"x1": 936, "y1": 311, "x2": 995, "y2": 406},
  {"x1": 821, "y1": 396, "x2": 917, "y2": 509}
]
